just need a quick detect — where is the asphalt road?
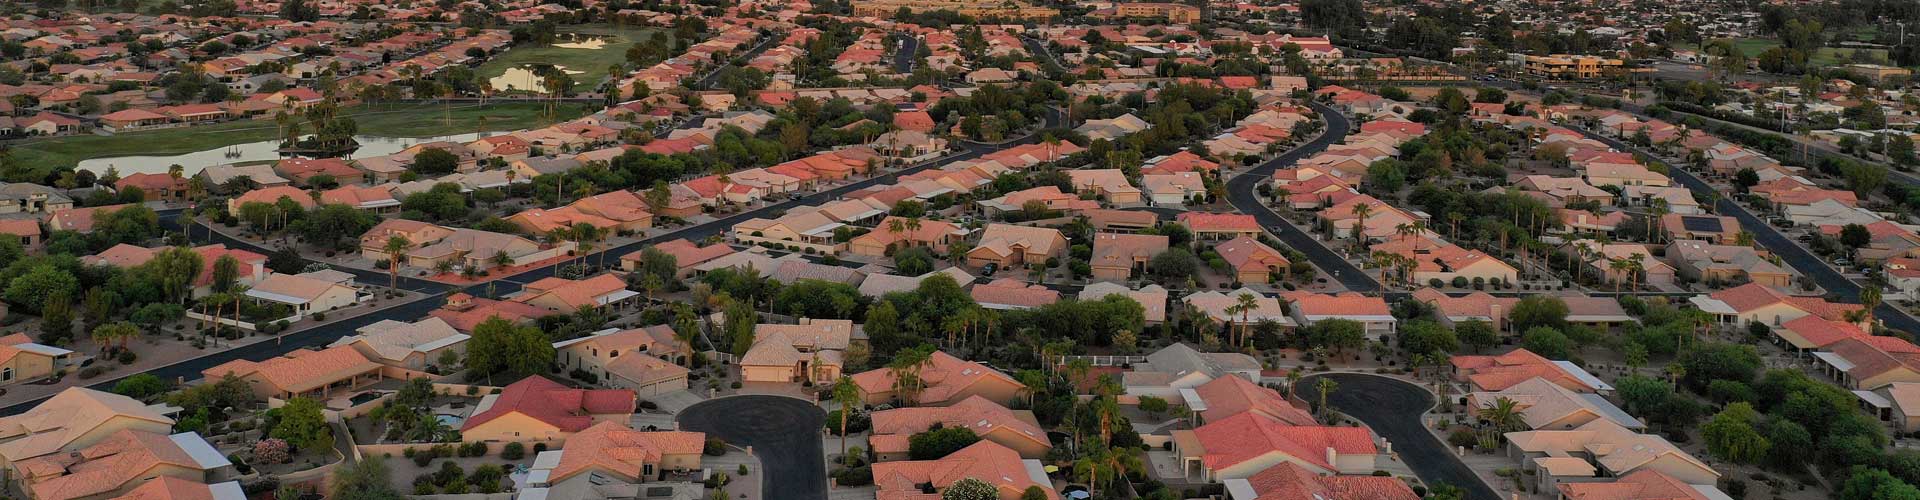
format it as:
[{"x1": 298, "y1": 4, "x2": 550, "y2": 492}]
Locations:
[
  {"x1": 1223, "y1": 101, "x2": 1380, "y2": 292},
  {"x1": 1299, "y1": 373, "x2": 1499, "y2": 500},
  {"x1": 0, "y1": 107, "x2": 1066, "y2": 417},
  {"x1": 894, "y1": 35, "x2": 917, "y2": 74},
  {"x1": 677, "y1": 395, "x2": 827, "y2": 500},
  {"x1": 1570, "y1": 126, "x2": 1920, "y2": 333}
]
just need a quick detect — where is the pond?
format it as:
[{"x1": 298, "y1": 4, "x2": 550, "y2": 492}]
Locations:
[
  {"x1": 488, "y1": 64, "x2": 585, "y2": 94},
  {"x1": 76, "y1": 132, "x2": 491, "y2": 177}
]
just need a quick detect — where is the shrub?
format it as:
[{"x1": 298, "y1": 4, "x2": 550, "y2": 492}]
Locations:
[
  {"x1": 117, "y1": 350, "x2": 136, "y2": 364},
  {"x1": 533, "y1": 443, "x2": 548, "y2": 453},
  {"x1": 730, "y1": 381, "x2": 742, "y2": 389},
  {"x1": 704, "y1": 438, "x2": 728, "y2": 456},
  {"x1": 253, "y1": 438, "x2": 290, "y2": 464},
  {"x1": 1447, "y1": 429, "x2": 1478, "y2": 448},
  {"x1": 78, "y1": 366, "x2": 103, "y2": 379},
  {"x1": 637, "y1": 400, "x2": 658, "y2": 410},
  {"x1": 570, "y1": 368, "x2": 599, "y2": 384},
  {"x1": 834, "y1": 465, "x2": 873, "y2": 486},
  {"x1": 501, "y1": 442, "x2": 525, "y2": 460},
  {"x1": 738, "y1": 464, "x2": 749, "y2": 475},
  {"x1": 412, "y1": 453, "x2": 433, "y2": 467}
]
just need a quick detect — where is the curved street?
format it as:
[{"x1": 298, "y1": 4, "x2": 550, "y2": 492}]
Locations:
[
  {"x1": 1299, "y1": 373, "x2": 1498, "y2": 500},
  {"x1": 1224, "y1": 101, "x2": 1379, "y2": 292},
  {"x1": 677, "y1": 395, "x2": 828, "y2": 500}
]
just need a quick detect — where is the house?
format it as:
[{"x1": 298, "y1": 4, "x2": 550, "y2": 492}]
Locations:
[
  {"x1": 1067, "y1": 169, "x2": 1143, "y2": 204},
  {"x1": 511, "y1": 274, "x2": 641, "y2": 313},
  {"x1": 1467, "y1": 377, "x2": 1643, "y2": 431},
  {"x1": 1413, "y1": 289, "x2": 1520, "y2": 331},
  {"x1": 109, "y1": 477, "x2": 247, "y2": 500},
  {"x1": 460, "y1": 376, "x2": 635, "y2": 443},
  {"x1": 1688, "y1": 282, "x2": 1863, "y2": 329},
  {"x1": 1089, "y1": 232, "x2": 1167, "y2": 281},
  {"x1": 273, "y1": 158, "x2": 365, "y2": 187},
  {"x1": 1222, "y1": 462, "x2": 1419, "y2": 500},
  {"x1": 966, "y1": 224, "x2": 1068, "y2": 269},
  {"x1": 1214, "y1": 237, "x2": 1289, "y2": 284},
  {"x1": 621, "y1": 239, "x2": 738, "y2": 278},
  {"x1": 1120, "y1": 343, "x2": 1263, "y2": 403},
  {"x1": 244, "y1": 272, "x2": 361, "y2": 319},
  {"x1": 1185, "y1": 289, "x2": 1294, "y2": 329},
  {"x1": 1864, "y1": 382, "x2": 1920, "y2": 433},
  {"x1": 225, "y1": 185, "x2": 314, "y2": 214},
  {"x1": 1513, "y1": 175, "x2": 1614, "y2": 207},
  {"x1": 113, "y1": 173, "x2": 190, "y2": 202},
  {"x1": 1169, "y1": 412, "x2": 1376, "y2": 481},
  {"x1": 527, "y1": 422, "x2": 703, "y2": 488},
  {"x1": 11, "y1": 429, "x2": 233, "y2": 500},
  {"x1": 327, "y1": 317, "x2": 468, "y2": 371},
  {"x1": 319, "y1": 185, "x2": 400, "y2": 212},
  {"x1": 848, "y1": 217, "x2": 963, "y2": 258},
  {"x1": 0, "y1": 183, "x2": 73, "y2": 215},
  {"x1": 554, "y1": 326, "x2": 690, "y2": 397},
  {"x1": 1187, "y1": 373, "x2": 1317, "y2": 426},
  {"x1": 0, "y1": 388, "x2": 175, "y2": 466},
  {"x1": 1286, "y1": 292, "x2": 1395, "y2": 340},
  {"x1": 970, "y1": 278, "x2": 1061, "y2": 310},
  {"x1": 1369, "y1": 238, "x2": 1518, "y2": 287},
  {"x1": 1451, "y1": 349, "x2": 1611, "y2": 393},
  {"x1": 870, "y1": 441, "x2": 1055, "y2": 500},
  {"x1": 869, "y1": 396, "x2": 1049, "y2": 460},
  {"x1": 0, "y1": 333, "x2": 72, "y2": 387},
  {"x1": 430, "y1": 293, "x2": 552, "y2": 333},
  {"x1": 850, "y1": 350, "x2": 1024, "y2": 406},
  {"x1": 1660, "y1": 214, "x2": 1741, "y2": 244},
  {"x1": 1556, "y1": 470, "x2": 1732, "y2": 500},
  {"x1": 1079, "y1": 282, "x2": 1168, "y2": 324},
  {"x1": 1816, "y1": 336, "x2": 1920, "y2": 390},
  {"x1": 1142, "y1": 172, "x2": 1207, "y2": 206},
  {"x1": 1178, "y1": 212, "x2": 1261, "y2": 240},
  {"x1": 1506, "y1": 420, "x2": 1718, "y2": 487},
  {"x1": 739, "y1": 319, "x2": 853, "y2": 384},
  {"x1": 200, "y1": 345, "x2": 384, "y2": 400},
  {"x1": 1666, "y1": 239, "x2": 1791, "y2": 288}
]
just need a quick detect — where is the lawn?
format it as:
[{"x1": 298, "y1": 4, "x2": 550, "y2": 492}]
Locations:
[
  {"x1": 476, "y1": 24, "x2": 671, "y2": 93},
  {"x1": 1690, "y1": 38, "x2": 1893, "y2": 68},
  {"x1": 9, "y1": 102, "x2": 590, "y2": 170}
]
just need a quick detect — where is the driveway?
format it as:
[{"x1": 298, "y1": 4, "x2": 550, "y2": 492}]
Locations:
[
  {"x1": 1298, "y1": 373, "x2": 1498, "y2": 500},
  {"x1": 678, "y1": 395, "x2": 827, "y2": 500}
]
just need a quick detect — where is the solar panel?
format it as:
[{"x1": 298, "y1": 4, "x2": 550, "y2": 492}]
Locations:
[{"x1": 1680, "y1": 216, "x2": 1723, "y2": 233}]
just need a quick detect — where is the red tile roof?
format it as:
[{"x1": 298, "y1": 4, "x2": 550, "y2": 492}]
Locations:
[
  {"x1": 1192, "y1": 412, "x2": 1375, "y2": 473},
  {"x1": 461, "y1": 376, "x2": 635, "y2": 433}
]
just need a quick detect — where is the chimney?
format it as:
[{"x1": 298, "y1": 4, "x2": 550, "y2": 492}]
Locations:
[{"x1": 1326, "y1": 447, "x2": 1336, "y2": 469}]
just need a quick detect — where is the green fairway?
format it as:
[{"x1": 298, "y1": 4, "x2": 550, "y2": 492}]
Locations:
[
  {"x1": 477, "y1": 25, "x2": 670, "y2": 94},
  {"x1": 1692, "y1": 38, "x2": 1896, "y2": 68},
  {"x1": 9, "y1": 101, "x2": 591, "y2": 170}
]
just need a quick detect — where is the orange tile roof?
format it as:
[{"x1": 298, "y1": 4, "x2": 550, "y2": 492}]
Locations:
[
  {"x1": 461, "y1": 376, "x2": 634, "y2": 433},
  {"x1": 1192, "y1": 412, "x2": 1375, "y2": 473},
  {"x1": 1450, "y1": 348, "x2": 1593, "y2": 392},
  {"x1": 1177, "y1": 212, "x2": 1259, "y2": 232},
  {"x1": 1192, "y1": 375, "x2": 1315, "y2": 425},
  {"x1": 109, "y1": 476, "x2": 224, "y2": 500},
  {"x1": 20, "y1": 430, "x2": 203, "y2": 500},
  {"x1": 547, "y1": 422, "x2": 704, "y2": 483},
  {"x1": 1242, "y1": 462, "x2": 1420, "y2": 500},
  {"x1": 850, "y1": 351, "x2": 1021, "y2": 404},
  {"x1": 869, "y1": 396, "x2": 1047, "y2": 450},
  {"x1": 1708, "y1": 282, "x2": 1862, "y2": 321},
  {"x1": 1558, "y1": 470, "x2": 1715, "y2": 500},
  {"x1": 872, "y1": 440, "x2": 1056, "y2": 500},
  {"x1": 513, "y1": 273, "x2": 632, "y2": 310},
  {"x1": 201, "y1": 345, "x2": 379, "y2": 395}
]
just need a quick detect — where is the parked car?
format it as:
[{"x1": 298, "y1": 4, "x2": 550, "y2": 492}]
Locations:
[{"x1": 982, "y1": 262, "x2": 999, "y2": 276}]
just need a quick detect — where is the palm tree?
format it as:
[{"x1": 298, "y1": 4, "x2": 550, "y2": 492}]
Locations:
[
  {"x1": 1476, "y1": 396, "x2": 1528, "y2": 440},
  {"x1": 831, "y1": 376, "x2": 861, "y2": 465},
  {"x1": 1861, "y1": 286, "x2": 1884, "y2": 326},
  {"x1": 1232, "y1": 292, "x2": 1259, "y2": 347},
  {"x1": 1349, "y1": 203, "x2": 1373, "y2": 243},
  {"x1": 1607, "y1": 257, "x2": 1632, "y2": 292},
  {"x1": 888, "y1": 346, "x2": 934, "y2": 406},
  {"x1": 1315, "y1": 377, "x2": 1339, "y2": 421},
  {"x1": 491, "y1": 250, "x2": 513, "y2": 270},
  {"x1": 383, "y1": 235, "x2": 413, "y2": 290}
]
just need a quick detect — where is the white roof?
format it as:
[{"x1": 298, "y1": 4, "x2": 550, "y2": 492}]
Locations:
[
  {"x1": 1223, "y1": 478, "x2": 1258, "y2": 500},
  {"x1": 13, "y1": 343, "x2": 71, "y2": 357},
  {"x1": 244, "y1": 288, "x2": 310, "y2": 306},
  {"x1": 1689, "y1": 296, "x2": 1738, "y2": 315},
  {"x1": 1856, "y1": 390, "x2": 1894, "y2": 409},
  {"x1": 170, "y1": 432, "x2": 233, "y2": 469},
  {"x1": 1553, "y1": 360, "x2": 1614, "y2": 392},
  {"x1": 595, "y1": 289, "x2": 642, "y2": 306},
  {"x1": 1814, "y1": 351, "x2": 1856, "y2": 372},
  {"x1": 210, "y1": 481, "x2": 248, "y2": 500},
  {"x1": 1178, "y1": 387, "x2": 1206, "y2": 412}
]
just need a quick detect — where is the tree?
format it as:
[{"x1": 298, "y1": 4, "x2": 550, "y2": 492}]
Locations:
[
  {"x1": 832, "y1": 376, "x2": 861, "y2": 463},
  {"x1": 1456, "y1": 319, "x2": 1498, "y2": 353},
  {"x1": 1304, "y1": 319, "x2": 1366, "y2": 355},
  {"x1": 1703, "y1": 402, "x2": 1770, "y2": 464},
  {"x1": 1520, "y1": 327, "x2": 1573, "y2": 359},
  {"x1": 1149, "y1": 249, "x2": 1200, "y2": 283},
  {"x1": 464, "y1": 317, "x2": 555, "y2": 384},
  {"x1": 1677, "y1": 342, "x2": 1763, "y2": 392},
  {"x1": 6, "y1": 264, "x2": 78, "y2": 314},
  {"x1": 331, "y1": 455, "x2": 404, "y2": 500},
  {"x1": 1476, "y1": 396, "x2": 1528, "y2": 438},
  {"x1": 271, "y1": 397, "x2": 334, "y2": 451},
  {"x1": 1505, "y1": 296, "x2": 1566, "y2": 332},
  {"x1": 112, "y1": 373, "x2": 171, "y2": 399},
  {"x1": 301, "y1": 204, "x2": 378, "y2": 248},
  {"x1": 1399, "y1": 320, "x2": 1459, "y2": 355},
  {"x1": 942, "y1": 478, "x2": 998, "y2": 500},
  {"x1": 210, "y1": 255, "x2": 240, "y2": 294},
  {"x1": 1839, "y1": 223, "x2": 1873, "y2": 249},
  {"x1": 908, "y1": 426, "x2": 979, "y2": 460},
  {"x1": 382, "y1": 235, "x2": 412, "y2": 290}
]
